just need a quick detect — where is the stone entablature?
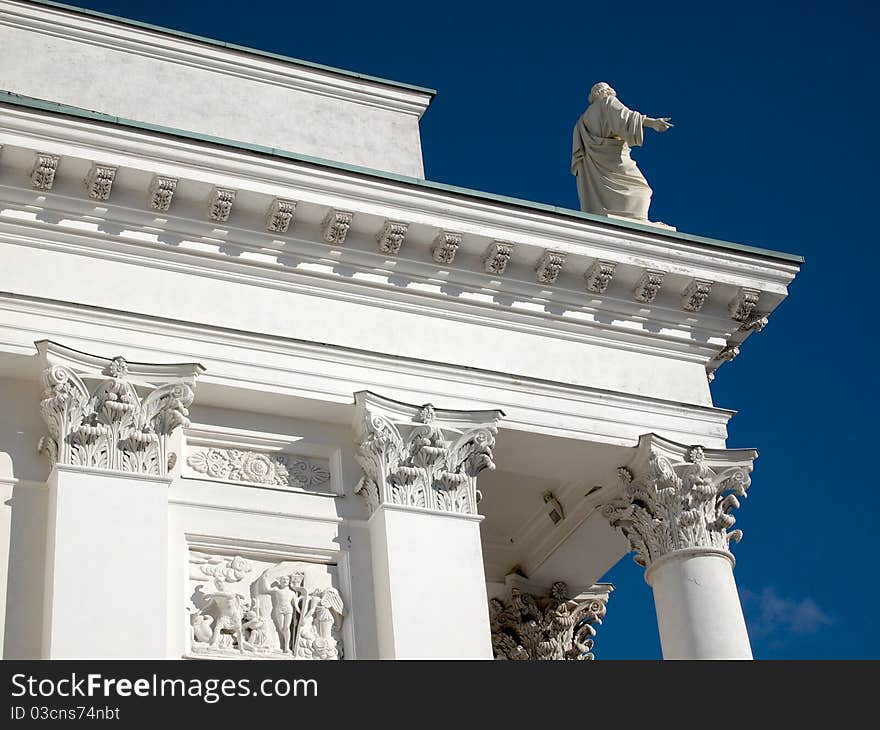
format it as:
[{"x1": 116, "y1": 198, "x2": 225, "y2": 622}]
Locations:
[
  {"x1": 602, "y1": 433, "x2": 757, "y2": 570},
  {"x1": 0, "y1": 107, "x2": 797, "y2": 382},
  {"x1": 353, "y1": 391, "x2": 502, "y2": 516},
  {"x1": 35, "y1": 340, "x2": 203, "y2": 476}
]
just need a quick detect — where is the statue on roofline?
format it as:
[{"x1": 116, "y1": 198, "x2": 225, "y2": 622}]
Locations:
[{"x1": 571, "y1": 82, "x2": 673, "y2": 227}]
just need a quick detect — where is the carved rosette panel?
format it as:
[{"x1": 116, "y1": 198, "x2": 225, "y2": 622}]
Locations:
[
  {"x1": 187, "y1": 549, "x2": 345, "y2": 660},
  {"x1": 38, "y1": 357, "x2": 194, "y2": 476},
  {"x1": 187, "y1": 448, "x2": 330, "y2": 491},
  {"x1": 354, "y1": 404, "x2": 497, "y2": 516},
  {"x1": 489, "y1": 582, "x2": 608, "y2": 661},
  {"x1": 602, "y1": 446, "x2": 753, "y2": 568}
]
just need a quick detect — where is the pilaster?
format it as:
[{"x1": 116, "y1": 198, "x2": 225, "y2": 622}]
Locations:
[
  {"x1": 353, "y1": 391, "x2": 502, "y2": 658},
  {"x1": 35, "y1": 341, "x2": 203, "y2": 657}
]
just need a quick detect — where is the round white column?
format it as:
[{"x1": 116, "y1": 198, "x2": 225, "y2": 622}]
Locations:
[
  {"x1": 645, "y1": 548, "x2": 752, "y2": 659},
  {"x1": 602, "y1": 436, "x2": 759, "y2": 661}
]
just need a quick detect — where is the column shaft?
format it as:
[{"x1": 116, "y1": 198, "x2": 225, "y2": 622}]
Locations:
[{"x1": 647, "y1": 551, "x2": 751, "y2": 659}]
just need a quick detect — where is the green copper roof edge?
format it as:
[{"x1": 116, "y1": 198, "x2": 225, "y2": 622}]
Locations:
[
  {"x1": 16, "y1": 0, "x2": 437, "y2": 98},
  {"x1": 0, "y1": 90, "x2": 805, "y2": 265}
]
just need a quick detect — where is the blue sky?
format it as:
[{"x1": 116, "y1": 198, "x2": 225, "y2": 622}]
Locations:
[{"x1": 50, "y1": 0, "x2": 878, "y2": 658}]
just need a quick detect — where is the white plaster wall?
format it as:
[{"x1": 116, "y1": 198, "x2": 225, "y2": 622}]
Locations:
[
  {"x1": 165, "y1": 403, "x2": 372, "y2": 659},
  {"x1": 0, "y1": 377, "x2": 48, "y2": 658},
  {"x1": 0, "y1": 14, "x2": 427, "y2": 177},
  {"x1": 0, "y1": 377, "x2": 46, "y2": 483},
  {"x1": 0, "y1": 480, "x2": 46, "y2": 658}
]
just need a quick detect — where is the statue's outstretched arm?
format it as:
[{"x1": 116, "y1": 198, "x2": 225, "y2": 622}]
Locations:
[{"x1": 644, "y1": 117, "x2": 674, "y2": 132}]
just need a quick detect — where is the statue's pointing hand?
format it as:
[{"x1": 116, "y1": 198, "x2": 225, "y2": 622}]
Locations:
[{"x1": 646, "y1": 117, "x2": 673, "y2": 132}]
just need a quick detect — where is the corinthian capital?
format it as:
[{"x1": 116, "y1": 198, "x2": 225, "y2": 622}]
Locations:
[
  {"x1": 489, "y1": 577, "x2": 612, "y2": 661},
  {"x1": 353, "y1": 391, "x2": 503, "y2": 516},
  {"x1": 35, "y1": 341, "x2": 204, "y2": 476},
  {"x1": 602, "y1": 434, "x2": 757, "y2": 569}
]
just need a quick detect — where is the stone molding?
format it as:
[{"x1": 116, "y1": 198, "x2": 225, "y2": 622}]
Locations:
[
  {"x1": 35, "y1": 340, "x2": 203, "y2": 476},
  {"x1": 353, "y1": 391, "x2": 502, "y2": 516},
  {"x1": 602, "y1": 433, "x2": 757, "y2": 569},
  {"x1": 0, "y1": 106, "x2": 799, "y2": 383},
  {"x1": 489, "y1": 576, "x2": 612, "y2": 660}
]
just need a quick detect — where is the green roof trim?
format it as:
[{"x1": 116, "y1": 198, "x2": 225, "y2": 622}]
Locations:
[
  {"x1": 0, "y1": 90, "x2": 804, "y2": 264},
  {"x1": 17, "y1": 0, "x2": 437, "y2": 97}
]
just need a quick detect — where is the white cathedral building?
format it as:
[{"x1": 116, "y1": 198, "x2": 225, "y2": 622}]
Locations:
[{"x1": 0, "y1": 0, "x2": 802, "y2": 660}]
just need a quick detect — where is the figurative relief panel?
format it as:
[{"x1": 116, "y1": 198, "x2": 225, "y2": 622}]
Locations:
[{"x1": 187, "y1": 550, "x2": 345, "y2": 660}]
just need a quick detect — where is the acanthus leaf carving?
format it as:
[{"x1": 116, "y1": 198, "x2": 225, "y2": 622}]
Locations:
[
  {"x1": 321, "y1": 209, "x2": 353, "y2": 244},
  {"x1": 681, "y1": 278, "x2": 713, "y2": 312},
  {"x1": 149, "y1": 176, "x2": 178, "y2": 211},
  {"x1": 208, "y1": 187, "x2": 236, "y2": 222},
  {"x1": 38, "y1": 356, "x2": 196, "y2": 476},
  {"x1": 602, "y1": 444, "x2": 754, "y2": 568},
  {"x1": 354, "y1": 399, "x2": 498, "y2": 516},
  {"x1": 634, "y1": 269, "x2": 665, "y2": 303},
  {"x1": 431, "y1": 231, "x2": 462, "y2": 264},
  {"x1": 729, "y1": 287, "x2": 760, "y2": 322},
  {"x1": 376, "y1": 220, "x2": 408, "y2": 255},
  {"x1": 84, "y1": 163, "x2": 117, "y2": 201},
  {"x1": 584, "y1": 260, "x2": 616, "y2": 294},
  {"x1": 266, "y1": 198, "x2": 297, "y2": 234},
  {"x1": 535, "y1": 250, "x2": 566, "y2": 284},
  {"x1": 489, "y1": 581, "x2": 609, "y2": 660},
  {"x1": 482, "y1": 241, "x2": 514, "y2": 275},
  {"x1": 30, "y1": 153, "x2": 59, "y2": 190}
]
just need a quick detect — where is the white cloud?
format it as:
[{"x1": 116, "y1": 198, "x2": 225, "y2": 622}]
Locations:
[{"x1": 740, "y1": 587, "x2": 833, "y2": 639}]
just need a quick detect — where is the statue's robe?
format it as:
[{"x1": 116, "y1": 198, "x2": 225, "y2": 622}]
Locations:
[{"x1": 571, "y1": 95, "x2": 651, "y2": 221}]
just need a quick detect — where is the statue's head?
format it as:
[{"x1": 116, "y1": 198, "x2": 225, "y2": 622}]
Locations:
[
  {"x1": 278, "y1": 575, "x2": 291, "y2": 588},
  {"x1": 589, "y1": 82, "x2": 616, "y2": 104},
  {"x1": 291, "y1": 573, "x2": 305, "y2": 588}
]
